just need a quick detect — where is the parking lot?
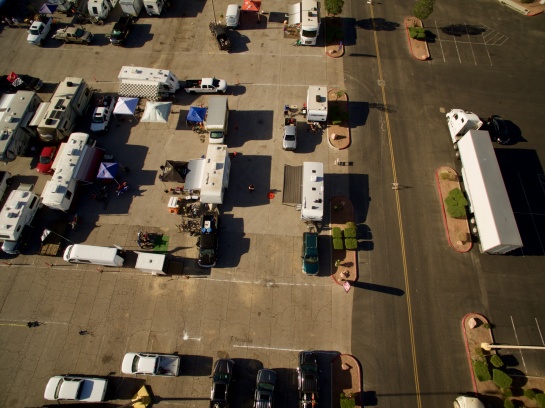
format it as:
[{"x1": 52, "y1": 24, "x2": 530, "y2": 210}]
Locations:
[{"x1": 0, "y1": 0, "x2": 354, "y2": 406}]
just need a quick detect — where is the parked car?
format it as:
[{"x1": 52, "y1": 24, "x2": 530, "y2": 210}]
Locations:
[
  {"x1": 297, "y1": 351, "x2": 319, "y2": 406},
  {"x1": 283, "y1": 117, "x2": 297, "y2": 151},
  {"x1": 198, "y1": 210, "x2": 220, "y2": 268},
  {"x1": 454, "y1": 396, "x2": 485, "y2": 408},
  {"x1": 109, "y1": 15, "x2": 133, "y2": 45},
  {"x1": 210, "y1": 358, "x2": 234, "y2": 407},
  {"x1": 44, "y1": 375, "x2": 108, "y2": 402},
  {"x1": 36, "y1": 146, "x2": 57, "y2": 174},
  {"x1": 301, "y1": 232, "x2": 319, "y2": 275},
  {"x1": 253, "y1": 369, "x2": 276, "y2": 408},
  {"x1": 121, "y1": 352, "x2": 181, "y2": 376},
  {"x1": 487, "y1": 115, "x2": 510, "y2": 144},
  {"x1": 90, "y1": 95, "x2": 117, "y2": 132}
]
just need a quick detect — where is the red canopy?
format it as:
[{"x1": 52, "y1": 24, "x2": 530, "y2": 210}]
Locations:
[{"x1": 242, "y1": 0, "x2": 261, "y2": 12}]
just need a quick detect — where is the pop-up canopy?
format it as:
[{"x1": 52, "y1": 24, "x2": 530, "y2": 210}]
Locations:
[
  {"x1": 186, "y1": 106, "x2": 207, "y2": 124},
  {"x1": 113, "y1": 97, "x2": 139, "y2": 117},
  {"x1": 97, "y1": 162, "x2": 119, "y2": 182},
  {"x1": 141, "y1": 101, "x2": 172, "y2": 123}
]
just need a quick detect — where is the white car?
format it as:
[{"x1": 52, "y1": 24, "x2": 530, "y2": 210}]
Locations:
[
  {"x1": 283, "y1": 121, "x2": 297, "y2": 151},
  {"x1": 44, "y1": 375, "x2": 108, "y2": 402},
  {"x1": 454, "y1": 396, "x2": 485, "y2": 408},
  {"x1": 122, "y1": 352, "x2": 181, "y2": 376}
]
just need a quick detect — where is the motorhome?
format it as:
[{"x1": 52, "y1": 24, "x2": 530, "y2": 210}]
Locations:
[
  {"x1": 118, "y1": 66, "x2": 180, "y2": 100},
  {"x1": 30, "y1": 77, "x2": 94, "y2": 142},
  {"x1": 225, "y1": 4, "x2": 241, "y2": 28},
  {"x1": 301, "y1": 162, "x2": 323, "y2": 222},
  {"x1": 63, "y1": 244, "x2": 125, "y2": 267},
  {"x1": 0, "y1": 91, "x2": 42, "y2": 162},
  {"x1": 457, "y1": 130, "x2": 522, "y2": 254},
  {"x1": 205, "y1": 96, "x2": 229, "y2": 144},
  {"x1": 41, "y1": 133, "x2": 103, "y2": 212},
  {"x1": 88, "y1": 0, "x2": 113, "y2": 19},
  {"x1": 200, "y1": 144, "x2": 231, "y2": 205},
  {"x1": 306, "y1": 86, "x2": 328, "y2": 122},
  {"x1": 0, "y1": 185, "x2": 42, "y2": 254},
  {"x1": 120, "y1": 0, "x2": 143, "y2": 16},
  {"x1": 288, "y1": 0, "x2": 320, "y2": 45}
]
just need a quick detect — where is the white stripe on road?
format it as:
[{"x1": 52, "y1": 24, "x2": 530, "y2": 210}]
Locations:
[{"x1": 233, "y1": 344, "x2": 303, "y2": 351}]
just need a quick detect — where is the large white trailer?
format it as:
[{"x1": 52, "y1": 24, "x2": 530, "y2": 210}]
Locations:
[
  {"x1": 288, "y1": 0, "x2": 320, "y2": 45},
  {"x1": 306, "y1": 86, "x2": 328, "y2": 122},
  {"x1": 118, "y1": 66, "x2": 179, "y2": 100},
  {"x1": 301, "y1": 162, "x2": 324, "y2": 222},
  {"x1": 200, "y1": 144, "x2": 231, "y2": 206},
  {"x1": 457, "y1": 130, "x2": 522, "y2": 254}
]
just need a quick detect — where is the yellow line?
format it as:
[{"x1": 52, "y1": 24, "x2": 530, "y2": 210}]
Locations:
[{"x1": 370, "y1": 6, "x2": 422, "y2": 407}]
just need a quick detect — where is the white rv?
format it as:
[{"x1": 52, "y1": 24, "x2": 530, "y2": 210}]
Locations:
[
  {"x1": 118, "y1": 66, "x2": 180, "y2": 100},
  {"x1": 306, "y1": 86, "x2": 328, "y2": 122},
  {"x1": 288, "y1": 0, "x2": 320, "y2": 45},
  {"x1": 301, "y1": 162, "x2": 324, "y2": 222},
  {"x1": 200, "y1": 144, "x2": 231, "y2": 205},
  {"x1": 0, "y1": 185, "x2": 42, "y2": 254},
  {"x1": 457, "y1": 130, "x2": 522, "y2": 254},
  {"x1": 446, "y1": 109, "x2": 483, "y2": 144},
  {"x1": 30, "y1": 77, "x2": 94, "y2": 142},
  {"x1": 120, "y1": 0, "x2": 144, "y2": 16},
  {"x1": 41, "y1": 133, "x2": 103, "y2": 212},
  {"x1": 143, "y1": 0, "x2": 168, "y2": 16},
  {"x1": 88, "y1": 0, "x2": 113, "y2": 19},
  {"x1": 0, "y1": 91, "x2": 42, "y2": 162}
]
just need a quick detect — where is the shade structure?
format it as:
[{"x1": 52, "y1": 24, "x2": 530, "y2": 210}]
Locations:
[
  {"x1": 242, "y1": 0, "x2": 261, "y2": 11},
  {"x1": 113, "y1": 97, "x2": 139, "y2": 116},
  {"x1": 141, "y1": 101, "x2": 172, "y2": 123},
  {"x1": 161, "y1": 160, "x2": 188, "y2": 182},
  {"x1": 97, "y1": 162, "x2": 119, "y2": 182},
  {"x1": 39, "y1": 3, "x2": 58, "y2": 13},
  {"x1": 186, "y1": 107, "x2": 207, "y2": 123}
]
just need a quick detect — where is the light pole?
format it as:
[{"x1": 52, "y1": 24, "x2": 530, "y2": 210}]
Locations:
[{"x1": 481, "y1": 343, "x2": 545, "y2": 351}]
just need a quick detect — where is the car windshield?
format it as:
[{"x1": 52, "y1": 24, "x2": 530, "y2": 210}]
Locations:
[
  {"x1": 210, "y1": 131, "x2": 223, "y2": 139},
  {"x1": 132, "y1": 355, "x2": 140, "y2": 372},
  {"x1": 285, "y1": 135, "x2": 296, "y2": 141},
  {"x1": 75, "y1": 28, "x2": 84, "y2": 37},
  {"x1": 304, "y1": 255, "x2": 318, "y2": 262},
  {"x1": 92, "y1": 115, "x2": 105, "y2": 123},
  {"x1": 29, "y1": 28, "x2": 39, "y2": 35},
  {"x1": 39, "y1": 156, "x2": 51, "y2": 164},
  {"x1": 302, "y1": 29, "x2": 318, "y2": 38}
]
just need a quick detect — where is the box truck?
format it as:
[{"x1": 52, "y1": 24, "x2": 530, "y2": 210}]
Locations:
[
  {"x1": 120, "y1": 0, "x2": 144, "y2": 16},
  {"x1": 205, "y1": 96, "x2": 229, "y2": 144}
]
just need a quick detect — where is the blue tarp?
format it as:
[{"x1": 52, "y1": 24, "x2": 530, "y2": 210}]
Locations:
[
  {"x1": 186, "y1": 107, "x2": 207, "y2": 123},
  {"x1": 97, "y1": 162, "x2": 119, "y2": 181}
]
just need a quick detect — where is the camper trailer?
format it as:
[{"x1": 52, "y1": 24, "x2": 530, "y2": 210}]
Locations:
[
  {"x1": 88, "y1": 0, "x2": 113, "y2": 19},
  {"x1": 120, "y1": 0, "x2": 143, "y2": 16},
  {"x1": 301, "y1": 162, "x2": 323, "y2": 222},
  {"x1": 118, "y1": 66, "x2": 179, "y2": 100},
  {"x1": 30, "y1": 77, "x2": 94, "y2": 142},
  {"x1": 0, "y1": 91, "x2": 42, "y2": 162},
  {"x1": 143, "y1": 0, "x2": 168, "y2": 16},
  {"x1": 288, "y1": 0, "x2": 320, "y2": 45},
  {"x1": 200, "y1": 144, "x2": 231, "y2": 206},
  {"x1": 306, "y1": 86, "x2": 328, "y2": 122},
  {"x1": 0, "y1": 185, "x2": 42, "y2": 254},
  {"x1": 41, "y1": 133, "x2": 103, "y2": 212}
]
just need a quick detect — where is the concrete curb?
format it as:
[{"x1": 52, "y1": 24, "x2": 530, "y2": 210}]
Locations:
[
  {"x1": 461, "y1": 313, "x2": 489, "y2": 394},
  {"x1": 404, "y1": 16, "x2": 430, "y2": 61}
]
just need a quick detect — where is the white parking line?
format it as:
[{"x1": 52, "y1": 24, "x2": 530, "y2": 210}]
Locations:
[
  {"x1": 536, "y1": 318, "x2": 545, "y2": 346},
  {"x1": 465, "y1": 23, "x2": 478, "y2": 66},
  {"x1": 519, "y1": 173, "x2": 545, "y2": 255},
  {"x1": 233, "y1": 344, "x2": 303, "y2": 351},
  {"x1": 510, "y1": 315, "x2": 528, "y2": 372},
  {"x1": 207, "y1": 277, "x2": 331, "y2": 287},
  {"x1": 434, "y1": 20, "x2": 446, "y2": 63}
]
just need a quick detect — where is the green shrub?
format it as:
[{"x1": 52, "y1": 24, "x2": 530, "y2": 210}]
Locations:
[
  {"x1": 332, "y1": 120, "x2": 342, "y2": 125},
  {"x1": 325, "y1": 0, "x2": 344, "y2": 16},
  {"x1": 409, "y1": 26, "x2": 426, "y2": 40},
  {"x1": 332, "y1": 227, "x2": 342, "y2": 238},
  {"x1": 503, "y1": 388, "x2": 513, "y2": 397},
  {"x1": 345, "y1": 221, "x2": 356, "y2": 229},
  {"x1": 483, "y1": 323, "x2": 492, "y2": 329},
  {"x1": 503, "y1": 399, "x2": 515, "y2": 408},
  {"x1": 475, "y1": 347, "x2": 484, "y2": 358},
  {"x1": 340, "y1": 392, "x2": 355, "y2": 408},
  {"x1": 344, "y1": 228, "x2": 357, "y2": 238},
  {"x1": 444, "y1": 196, "x2": 456, "y2": 207},
  {"x1": 472, "y1": 359, "x2": 491, "y2": 382},
  {"x1": 536, "y1": 392, "x2": 545, "y2": 408},
  {"x1": 524, "y1": 389, "x2": 536, "y2": 399},
  {"x1": 449, "y1": 188, "x2": 468, "y2": 206},
  {"x1": 490, "y1": 355, "x2": 504, "y2": 368},
  {"x1": 493, "y1": 369, "x2": 513, "y2": 390},
  {"x1": 447, "y1": 205, "x2": 466, "y2": 218},
  {"x1": 344, "y1": 238, "x2": 358, "y2": 250},
  {"x1": 333, "y1": 238, "x2": 344, "y2": 250},
  {"x1": 413, "y1": 0, "x2": 435, "y2": 19},
  {"x1": 440, "y1": 172, "x2": 450, "y2": 180}
]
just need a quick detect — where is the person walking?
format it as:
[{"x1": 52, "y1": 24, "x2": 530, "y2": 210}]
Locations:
[{"x1": 248, "y1": 184, "x2": 255, "y2": 193}]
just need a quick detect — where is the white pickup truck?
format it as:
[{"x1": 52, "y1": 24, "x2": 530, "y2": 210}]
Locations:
[
  {"x1": 90, "y1": 95, "x2": 116, "y2": 133},
  {"x1": 27, "y1": 16, "x2": 52, "y2": 46},
  {"x1": 122, "y1": 352, "x2": 181, "y2": 376},
  {"x1": 183, "y1": 78, "x2": 227, "y2": 94}
]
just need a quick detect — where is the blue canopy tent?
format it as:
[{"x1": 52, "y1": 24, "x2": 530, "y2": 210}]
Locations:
[
  {"x1": 186, "y1": 106, "x2": 207, "y2": 126},
  {"x1": 97, "y1": 162, "x2": 119, "y2": 183}
]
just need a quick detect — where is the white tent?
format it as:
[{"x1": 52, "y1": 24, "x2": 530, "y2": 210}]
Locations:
[
  {"x1": 141, "y1": 101, "x2": 172, "y2": 123},
  {"x1": 113, "y1": 97, "x2": 139, "y2": 118}
]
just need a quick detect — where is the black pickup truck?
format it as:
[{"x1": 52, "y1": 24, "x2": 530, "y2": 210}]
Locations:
[
  {"x1": 209, "y1": 23, "x2": 231, "y2": 51},
  {"x1": 198, "y1": 210, "x2": 220, "y2": 268},
  {"x1": 109, "y1": 15, "x2": 133, "y2": 46}
]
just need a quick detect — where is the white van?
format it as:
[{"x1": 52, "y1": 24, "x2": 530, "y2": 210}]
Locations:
[
  {"x1": 205, "y1": 96, "x2": 229, "y2": 144},
  {"x1": 63, "y1": 244, "x2": 125, "y2": 267},
  {"x1": 225, "y1": 4, "x2": 241, "y2": 28}
]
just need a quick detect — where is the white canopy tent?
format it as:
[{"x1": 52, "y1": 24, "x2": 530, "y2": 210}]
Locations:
[
  {"x1": 113, "y1": 97, "x2": 139, "y2": 119},
  {"x1": 141, "y1": 101, "x2": 172, "y2": 123}
]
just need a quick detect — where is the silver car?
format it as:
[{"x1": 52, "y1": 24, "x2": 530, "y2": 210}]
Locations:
[{"x1": 283, "y1": 124, "x2": 297, "y2": 151}]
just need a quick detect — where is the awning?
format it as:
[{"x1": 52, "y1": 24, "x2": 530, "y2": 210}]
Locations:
[
  {"x1": 186, "y1": 107, "x2": 207, "y2": 123},
  {"x1": 113, "y1": 97, "x2": 139, "y2": 116},
  {"x1": 141, "y1": 101, "x2": 172, "y2": 123},
  {"x1": 28, "y1": 102, "x2": 50, "y2": 127},
  {"x1": 74, "y1": 147, "x2": 105, "y2": 182},
  {"x1": 288, "y1": 3, "x2": 301, "y2": 25},
  {"x1": 184, "y1": 159, "x2": 205, "y2": 191}
]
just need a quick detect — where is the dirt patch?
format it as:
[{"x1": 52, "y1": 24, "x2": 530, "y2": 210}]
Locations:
[{"x1": 327, "y1": 90, "x2": 350, "y2": 150}]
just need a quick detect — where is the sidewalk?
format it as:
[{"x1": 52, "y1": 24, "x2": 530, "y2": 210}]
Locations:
[{"x1": 331, "y1": 354, "x2": 363, "y2": 408}]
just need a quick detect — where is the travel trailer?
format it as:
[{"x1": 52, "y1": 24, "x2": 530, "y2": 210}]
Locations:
[
  {"x1": 301, "y1": 162, "x2": 324, "y2": 222},
  {"x1": 288, "y1": 0, "x2": 320, "y2": 45},
  {"x1": 306, "y1": 86, "x2": 328, "y2": 122},
  {"x1": 118, "y1": 66, "x2": 180, "y2": 100}
]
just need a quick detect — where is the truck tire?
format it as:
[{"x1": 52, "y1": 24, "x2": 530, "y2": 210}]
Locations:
[{"x1": 190, "y1": 91, "x2": 196, "y2": 95}]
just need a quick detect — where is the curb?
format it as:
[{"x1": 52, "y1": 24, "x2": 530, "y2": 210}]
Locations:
[
  {"x1": 326, "y1": 93, "x2": 351, "y2": 150},
  {"x1": 434, "y1": 168, "x2": 472, "y2": 253},
  {"x1": 331, "y1": 353, "x2": 363, "y2": 408},
  {"x1": 403, "y1": 17, "x2": 430, "y2": 61},
  {"x1": 461, "y1": 313, "x2": 489, "y2": 394}
]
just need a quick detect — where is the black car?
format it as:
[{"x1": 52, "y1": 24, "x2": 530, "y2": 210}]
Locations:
[
  {"x1": 0, "y1": 74, "x2": 43, "y2": 93},
  {"x1": 210, "y1": 359, "x2": 234, "y2": 408},
  {"x1": 253, "y1": 369, "x2": 276, "y2": 408},
  {"x1": 110, "y1": 15, "x2": 133, "y2": 46},
  {"x1": 198, "y1": 211, "x2": 219, "y2": 268},
  {"x1": 487, "y1": 115, "x2": 510, "y2": 145},
  {"x1": 297, "y1": 351, "x2": 319, "y2": 407}
]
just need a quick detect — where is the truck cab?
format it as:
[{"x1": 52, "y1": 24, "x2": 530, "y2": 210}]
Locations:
[{"x1": 27, "y1": 16, "x2": 52, "y2": 46}]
